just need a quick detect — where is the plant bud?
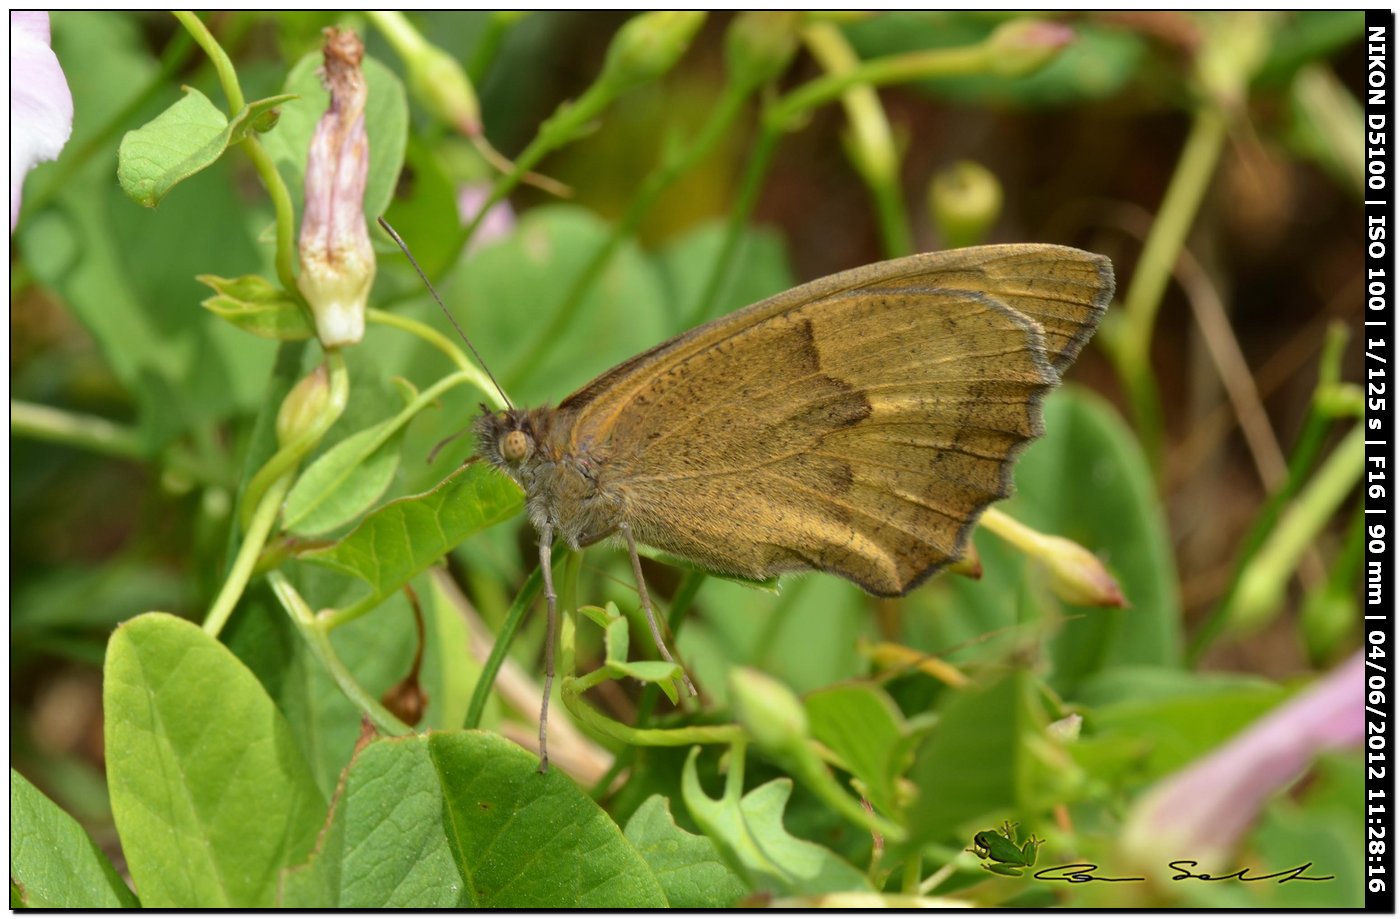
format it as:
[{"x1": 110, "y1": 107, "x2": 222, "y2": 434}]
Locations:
[
  {"x1": 724, "y1": 12, "x2": 800, "y2": 89},
  {"x1": 985, "y1": 19, "x2": 1074, "y2": 79},
  {"x1": 297, "y1": 27, "x2": 374, "y2": 348},
  {"x1": 729, "y1": 667, "x2": 809, "y2": 754},
  {"x1": 276, "y1": 365, "x2": 331, "y2": 447},
  {"x1": 599, "y1": 12, "x2": 706, "y2": 94},
  {"x1": 929, "y1": 160, "x2": 1002, "y2": 248}
]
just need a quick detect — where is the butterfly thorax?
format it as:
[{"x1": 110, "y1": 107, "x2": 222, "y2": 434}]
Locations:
[{"x1": 475, "y1": 405, "x2": 625, "y2": 548}]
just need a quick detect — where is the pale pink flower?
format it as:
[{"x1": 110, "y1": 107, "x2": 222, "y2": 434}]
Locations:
[
  {"x1": 1121, "y1": 650, "x2": 1364, "y2": 868},
  {"x1": 298, "y1": 27, "x2": 373, "y2": 348},
  {"x1": 457, "y1": 182, "x2": 515, "y2": 253},
  {"x1": 11, "y1": 11, "x2": 73, "y2": 230}
]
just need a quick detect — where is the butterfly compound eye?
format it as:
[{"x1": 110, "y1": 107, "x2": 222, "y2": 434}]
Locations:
[{"x1": 500, "y1": 430, "x2": 530, "y2": 463}]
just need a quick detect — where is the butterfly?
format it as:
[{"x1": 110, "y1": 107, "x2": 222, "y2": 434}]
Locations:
[{"x1": 472, "y1": 243, "x2": 1113, "y2": 769}]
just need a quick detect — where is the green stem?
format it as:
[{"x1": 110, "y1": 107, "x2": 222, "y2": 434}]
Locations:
[
  {"x1": 368, "y1": 307, "x2": 472, "y2": 373},
  {"x1": 505, "y1": 82, "x2": 753, "y2": 386},
  {"x1": 268, "y1": 571, "x2": 413, "y2": 735},
  {"x1": 449, "y1": 79, "x2": 617, "y2": 265},
  {"x1": 468, "y1": 12, "x2": 525, "y2": 84},
  {"x1": 12, "y1": 400, "x2": 144, "y2": 460},
  {"x1": 241, "y1": 137, "x2": 301, "y2": 297},
  {"x1": 1188, "y1": 328, "x2": 1350, "y2": 660},
  {"x1": 784, "y1": 740, "x2": 907, "y2": 843},
  {"x1": 589, "y1": 570, "x2": 708, "y2": 799},
  {"x1": 1224, "y1": 423, "x2": 1364, "y2": 631},
  {"x1": 803, "y1": 22, "x2": 910, "y2": 259},
  {"x1": 174, "y1": 13, "x2": 299, "y2": 295},
  {"x1": 172, "y1": 11, "x2": 245, "y2": 112},
  {"x1": 767, "y1": 43, "x2": 992, "y2": 129},
  {"x1": 1107, "y1": 103, "x2": 1228, "y2": 466},
  {"x1": 365, "y1": 10, "x2": 427, "y2": 59},
  {"x1": 367, "y1": 312, "x2": 505, "y2": 408},
  {"x1": 239, "y1": 350, "x2": 349, "y2": 530},
  {"x1": 204, "y1": 471, "x2": 292, "y2": 637},
  {"x1": 871, "y1": 174, "x2": 913, "y2": 259},
  {"x1": 902, "y1": 853, "x2": 923, "y2": 894},
  {"x1": 10, "y1": 400, "x2": 219, "y2": 485},
  {"x1": 463, "y1": 562, "x2": 545, "y2": 729},
  {"x1": 684, "y1": 122, "x2": 781, "y2": 328}
]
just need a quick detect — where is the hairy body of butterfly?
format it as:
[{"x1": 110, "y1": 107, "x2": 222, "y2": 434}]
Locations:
[{"x1": 474, "y1": 243, "x2": 1114, "y2": 769}]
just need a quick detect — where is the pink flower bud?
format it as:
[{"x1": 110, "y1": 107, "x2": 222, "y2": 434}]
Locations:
[{"x1": 297, "y1": 28, "x2": 374, "y2": 348}]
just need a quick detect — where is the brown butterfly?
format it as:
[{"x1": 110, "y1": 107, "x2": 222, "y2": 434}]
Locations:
[{"x1": 472, "y1": 243, "x2": 1113, "y2": 769}]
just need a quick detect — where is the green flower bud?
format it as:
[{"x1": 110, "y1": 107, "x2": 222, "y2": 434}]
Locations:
[
  {"x1": 1037, "y1": 533, "x2": 1127, "y2": 608},
  {"x1": 599, "y1": 11, "x2": 706, "y2": 93},
  {"x1": 369, "y1": 11, "x2": 481, "y2": 135},
  {"x1": 929, "y1": 160, "x2": 1003, "y2": 249},
  {"x1": 276, "y1": 365, "x2": 331, "y2": 447},
  {"x1": 980, "y1": 509, "x2": 1126, "y2": 608},
  {"x1": 985, "y1": 19, "x2": 1074, "y2": 79},
  {"x1": 724, "y1": 11, "x2": 800, "y2": 89},
  {"x1": 729, "y1": 667, "x2": 809, "y2": 754}
]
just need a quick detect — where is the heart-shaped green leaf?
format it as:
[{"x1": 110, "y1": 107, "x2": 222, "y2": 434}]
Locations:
[
  {"x1": 104, "y1": 612, "x2": 326, "y2": 907},
  {"x1": 118, "y1": 88, "x2": 296, "y2": 207}
]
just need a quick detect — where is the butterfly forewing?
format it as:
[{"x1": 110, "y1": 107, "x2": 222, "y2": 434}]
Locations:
[{"x1": 557, "y1": 244, "x2": 1112, "y2": 595}]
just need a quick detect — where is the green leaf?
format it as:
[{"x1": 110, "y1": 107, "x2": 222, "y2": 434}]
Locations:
[
  {"x1": 804, "y1": 683, "x2": 906, "y2": 815},
  {"x1": 10, "y1": 769, "x2": 140, "y2": 908},
  {"x1": 680, "y1": 748, "x2": 872, "y2": 896},
  {"x1": 283, "y1": 732, "x2": 667, "y2": 907},
  {"x1": 623, "y1": 795, "x2": 747, "y2": 908},
  {"x1": 104, "y1": 612, "x2": 326, "y2": 907},
  {"x1": 198, "y1": 274, "x2": 313, "y2": 340},
  {"x1": 905, "y1": 671, "x2": 1044, "y2": 846},
  {"x1": 283, "y1": 417, "x2": 409, "y2": 536},
  {"x1": 1071, "y1": 666, "x2": 1286, "y2": 785},
  {"x1": 299, "y1": 462, "x2": 523, "y2": 606},
  {"x1": 118, "y1": 88, "x2": 296, "y2": 207},
  {"x1": 453, "y1": 205, "x2": 671, "y2": 407},
  {"x1": 224, "y1": 578, "x2": 419, "y2": 797},
  {"x1": 655, "y1": 220, "x2": 794, "y2": 324},
  {"x1": 1022, "y1": 390, "x2": 1182, "y2": 682},
  {"x1": 263, "y1": 52, "x2": 408, "y2": 228}
]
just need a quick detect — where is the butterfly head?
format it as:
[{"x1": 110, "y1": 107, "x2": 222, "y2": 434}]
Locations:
[{"x1": 475, "y1": 405, "x2": 537, "y2": 471}]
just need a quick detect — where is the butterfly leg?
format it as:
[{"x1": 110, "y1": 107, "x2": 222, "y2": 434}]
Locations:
[
  {"x1": 620, "y1": 522, "x2": 697, "y2": 697},
  {"x1": 537, "y1": 524, "x2": 556, "y2": 773}
]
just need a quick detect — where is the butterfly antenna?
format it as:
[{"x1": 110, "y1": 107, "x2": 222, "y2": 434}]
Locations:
[{"x1": 376, "y1": 216, "x2": 513, "y2": 411}]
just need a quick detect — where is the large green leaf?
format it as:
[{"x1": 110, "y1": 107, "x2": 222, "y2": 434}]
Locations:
[
  {"x1": 904, "y1": 671, "x2": 1044, "y2": 847},
  {"x1": 299, "y1": 462, "x2": 523, "y2": 606},
  {"x1": 804, "y1": 683, "x2": 907, "y2": 816},
  {"x1": 623, "y1": 795, "x2": 747, "y2": 908},
  {"x1": 283, "y1": 415, "x2": 409, "y2": 536},
  {"x1": 10, "y1": 770, "x2": 140, "y2": 908},
  {"x1": 117, "y1": 87, "x2": 296, "y2": 207},
  {"x1": 103, "y1": 613, "x2": 326, "y2": 907},
  {"x1": 680, "y1": 748, "x2": 872, "y2": 896},
  {"x1": 450, "y1": 205, "x2": 671, "y2": 407},
  {"x1": 224, "y1": 576, "x2": 420, "y2": 797},
  {"x1": 283, "y1": 732, "x2": 667, "y2": 907}
]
